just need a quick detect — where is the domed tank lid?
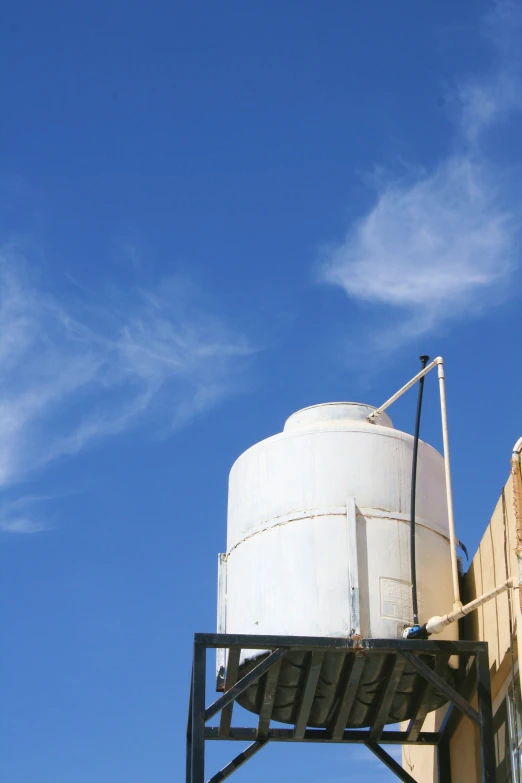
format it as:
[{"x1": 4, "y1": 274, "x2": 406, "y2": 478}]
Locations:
[{"x1": 284, "y1": 402, "x2": 393, "y2": 431}]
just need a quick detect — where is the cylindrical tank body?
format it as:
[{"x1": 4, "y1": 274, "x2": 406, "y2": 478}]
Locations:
[
  {"x1": 219, "y1": 402, "x2": 458, "y2": 727},
  {"x1": 225, "y1": 402, "x2": 456, "y2": 641}
]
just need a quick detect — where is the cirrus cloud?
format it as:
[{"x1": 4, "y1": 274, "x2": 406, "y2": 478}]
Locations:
[
  {"x1": 0, "y1": 245, "x2": 253, "y2": 531},
  {"x1": 319, "y1": 0, "x2": 522, "y2": 356}
]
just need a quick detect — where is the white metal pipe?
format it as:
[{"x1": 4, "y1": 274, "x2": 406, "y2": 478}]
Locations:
[
  {"x1": 367, "y1": 358, "x2": 440, "y2": 422},
  {"x1": 437, "y1": 357, "x2": 462, "y2": 611},
  {"x1": 369, "y1": 356, "x2": 461, "y2": 609},
  {"x1": 423, "y1": 578, "x2": 515, "y2": 635}
]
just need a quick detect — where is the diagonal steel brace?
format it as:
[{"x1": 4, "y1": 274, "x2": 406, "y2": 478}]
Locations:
[
  {"x1": 204, "y1": 648, "x2": 288, "y2": 722},
  {"x1": 399, "y1": 652, "x2": 480, "y2": 726}
]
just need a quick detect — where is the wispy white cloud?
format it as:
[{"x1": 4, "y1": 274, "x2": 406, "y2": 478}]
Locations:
[
  {"x1": 459, "y1": 1, "x2": 522, "y2": 142},
  {"x1": 321, "y1": 156, "x2": 518, "y2": 351},
  {"x1": 459, "y1": 73, "x2": 521, "y2": 143},
  {"x1": 319, "y1": 0, "x2": 522, "y2": 356},
  {"x1": 0, "y1": 246, "x2": 252, "y2": 531},
  {"x1": 0, "y1": 517, "x2": 47, "y2": 534},
  {"x1": 0, "y1": 496, "x2": 52, "y2": 534}
]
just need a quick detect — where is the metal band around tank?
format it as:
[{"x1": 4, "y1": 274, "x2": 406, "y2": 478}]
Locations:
[{"x1": 227, "y1": 505, "x2": 452, "y2": 555}]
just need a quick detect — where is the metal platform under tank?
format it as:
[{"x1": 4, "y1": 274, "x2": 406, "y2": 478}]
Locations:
[{"x1": 187, "y1": 633, "x2": 496, "y2": 783}]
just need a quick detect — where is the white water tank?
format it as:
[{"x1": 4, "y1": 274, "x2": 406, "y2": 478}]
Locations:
[{"x1": 220, "y1": 402, "x2": 457, "y2": 644}]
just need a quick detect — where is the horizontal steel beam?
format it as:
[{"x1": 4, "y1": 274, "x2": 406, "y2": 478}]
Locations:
[
  {"x1": 204, "y1": 727, "x2": 440, "y2": 745},
  {"x1": 194, "y1": 633, "x2": 486, "y2": 656}
]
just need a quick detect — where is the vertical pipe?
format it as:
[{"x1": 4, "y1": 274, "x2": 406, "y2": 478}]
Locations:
[
  {"x1": 410, "y1": 355, "x2": 429, "y2": 625},
  {"x1": 437, "y1": 358, "x2": 462, "y2": 611},
  {"x1": 191, "y1": 640, "x2": 206, "y2": 783}
]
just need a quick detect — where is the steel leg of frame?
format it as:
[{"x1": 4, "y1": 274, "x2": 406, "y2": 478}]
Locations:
[
  {"x1": 476, "y1": 651, "x2": 496, "y2": 783},
  {"x1": 186, "y1": 672, "x2": 193, "y2": 783},
  {"x1": 437, "y1": 740, "x2": 451, "y2": 783},
  {"x1": 191, "y1": 641, "x2": 206, "y2": 783}
]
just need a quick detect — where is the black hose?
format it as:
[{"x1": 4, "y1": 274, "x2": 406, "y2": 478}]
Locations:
[{"x1": 411, "y1": 355, "x2": 429, "y2": 626}]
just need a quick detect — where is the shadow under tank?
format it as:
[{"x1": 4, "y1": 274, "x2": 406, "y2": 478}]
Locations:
[{"x1": 233, "y1": 646, "x2": 456, "y2": 729}]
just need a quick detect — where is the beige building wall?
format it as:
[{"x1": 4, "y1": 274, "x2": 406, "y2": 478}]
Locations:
[{"x1": 402, "y1": 472, "x2": 519, "y2": 782}]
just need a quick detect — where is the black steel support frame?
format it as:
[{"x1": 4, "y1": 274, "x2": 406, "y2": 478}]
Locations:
[{"x1": 187, "y1": 634, "x2": 495, "y2": 783}]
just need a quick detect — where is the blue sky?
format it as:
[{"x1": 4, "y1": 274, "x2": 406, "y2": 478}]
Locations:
[{"x1": 1, "y1": 1, "x2": 522, "y2": 781}]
